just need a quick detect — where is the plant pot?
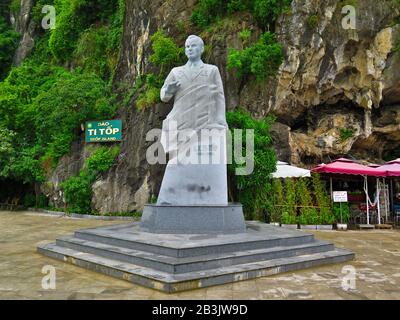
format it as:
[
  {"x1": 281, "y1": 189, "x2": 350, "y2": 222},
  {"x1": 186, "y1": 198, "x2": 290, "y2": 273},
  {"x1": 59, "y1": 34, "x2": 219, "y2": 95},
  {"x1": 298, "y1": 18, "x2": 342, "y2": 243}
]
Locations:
[
  {"x1": 300, "y1": 225, "x2": 317, "y2": 230},
  {"x1": 336, "y1": 223, "x2": 348, "y2": 231},
  {"x1": 269, "y1": 222, "x2": 280, "y2": 226},
  {"x1": 316, "y1": 224, "x2": 333, "y2": 230},
  {"x1": 281, "y1": 224, "x2": 298, "y2": 229}
]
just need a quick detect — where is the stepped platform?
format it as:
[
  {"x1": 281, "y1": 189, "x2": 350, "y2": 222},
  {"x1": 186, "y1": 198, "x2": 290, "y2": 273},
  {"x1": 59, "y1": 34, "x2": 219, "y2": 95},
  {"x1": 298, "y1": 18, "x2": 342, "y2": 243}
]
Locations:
[{"x1": 37, "y1": 222, "x2": 354, "y2": 293}]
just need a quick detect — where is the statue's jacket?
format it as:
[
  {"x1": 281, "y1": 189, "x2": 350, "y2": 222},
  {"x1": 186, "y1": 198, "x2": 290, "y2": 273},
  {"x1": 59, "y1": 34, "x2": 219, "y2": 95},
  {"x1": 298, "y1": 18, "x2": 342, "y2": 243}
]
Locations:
[{"x1": 160, "y1": 62, "x2": 227, "y2": 154}]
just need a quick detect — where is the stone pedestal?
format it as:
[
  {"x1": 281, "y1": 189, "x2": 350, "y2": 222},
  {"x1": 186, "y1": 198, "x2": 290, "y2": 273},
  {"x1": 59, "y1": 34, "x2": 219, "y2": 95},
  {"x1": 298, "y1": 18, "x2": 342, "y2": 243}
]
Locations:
[{"x1": 140, "y1": 204, "x2": 246, "y2": 234}]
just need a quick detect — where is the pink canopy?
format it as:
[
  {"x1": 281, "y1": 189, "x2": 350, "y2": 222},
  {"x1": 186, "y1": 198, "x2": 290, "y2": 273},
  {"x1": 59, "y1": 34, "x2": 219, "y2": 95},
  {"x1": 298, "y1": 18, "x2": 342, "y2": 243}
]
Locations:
[
  {"x1": 312, "y1": 158, "x2": 387, "y2": 177},
  {"x1": 378, "y1": 158, "x2": 400, "y2": 177}
]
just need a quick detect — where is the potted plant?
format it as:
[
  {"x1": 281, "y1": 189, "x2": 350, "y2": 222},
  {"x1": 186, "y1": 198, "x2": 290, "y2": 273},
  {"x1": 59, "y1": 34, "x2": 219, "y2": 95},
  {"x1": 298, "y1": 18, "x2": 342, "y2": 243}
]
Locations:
[
  {"x1": 316, "y1": 207, "x2": 334, "y2": 230},
  {"x1": 312, "y1": 174, "x2": 334, "y2": 230},
  {"x1": 333, "y1": 202, "x2": 350, "y2": 231},
  {"x1": 281, "y1": 211, "x2": 298, "y2": 229},
  {"x1": 268, "y1": 179, "x2": 284, "y2": 226},
  {"x1": 298, "y1": 212, "x2": 317, "y2": 230},
  {"x1": 281, "y1": 179, "x2": 298, "y2": 228},
  {"x1": 296, "y1": 178, "x2": 318, "y2": 230}
]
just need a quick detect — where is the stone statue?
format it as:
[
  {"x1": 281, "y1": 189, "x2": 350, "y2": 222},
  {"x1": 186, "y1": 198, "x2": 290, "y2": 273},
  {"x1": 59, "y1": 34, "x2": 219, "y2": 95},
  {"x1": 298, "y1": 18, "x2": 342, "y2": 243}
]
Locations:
[{"x1": 157, "y1": 35, "x2": 229, "y2": 206}]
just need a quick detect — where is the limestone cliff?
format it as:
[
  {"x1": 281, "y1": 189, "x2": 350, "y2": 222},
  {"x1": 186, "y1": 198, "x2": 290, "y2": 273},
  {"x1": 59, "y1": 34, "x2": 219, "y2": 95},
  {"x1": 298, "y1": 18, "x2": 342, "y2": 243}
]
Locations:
[{"x1": 10, "y1": 0, "x2": 399, "y2": 213}]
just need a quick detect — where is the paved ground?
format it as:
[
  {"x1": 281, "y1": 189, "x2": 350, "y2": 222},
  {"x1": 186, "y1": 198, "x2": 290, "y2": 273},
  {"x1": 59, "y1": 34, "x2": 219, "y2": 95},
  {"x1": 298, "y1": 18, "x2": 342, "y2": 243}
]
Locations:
[{"x1": 1, "y1": 210, "x2": 400, "y2": 300}]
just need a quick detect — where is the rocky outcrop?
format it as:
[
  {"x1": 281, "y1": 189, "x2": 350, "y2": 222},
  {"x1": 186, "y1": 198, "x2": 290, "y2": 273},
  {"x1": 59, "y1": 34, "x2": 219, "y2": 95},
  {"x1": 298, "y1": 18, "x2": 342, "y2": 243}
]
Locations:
[
  {"x1": 10, "y1": 0, "x2": 36, "y2": 65},
  {"x1": 42, "y1": 0, "x2": 400, "y2": 213},
  {"x1": 270, "y1": 0, "x2": 400, "y2": 165}
]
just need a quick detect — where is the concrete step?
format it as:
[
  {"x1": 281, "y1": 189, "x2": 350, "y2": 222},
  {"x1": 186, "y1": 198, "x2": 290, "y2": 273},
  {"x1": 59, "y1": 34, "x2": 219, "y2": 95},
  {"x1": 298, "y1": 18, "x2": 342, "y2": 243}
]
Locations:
[
  {"x1": 37, "y1": 243, "x2": 354, "y2": 293},
  {"x1": 56, "y1": 236, "x2": 335, "y2": 274},
  {"x1": 74, "y1": 223, "x2": 316, "y2": 258}
]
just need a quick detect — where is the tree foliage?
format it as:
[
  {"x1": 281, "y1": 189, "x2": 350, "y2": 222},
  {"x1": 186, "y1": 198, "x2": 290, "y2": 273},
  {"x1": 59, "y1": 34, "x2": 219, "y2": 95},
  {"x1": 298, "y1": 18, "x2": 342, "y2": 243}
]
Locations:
[
  {"x1": 0, "y1": 16, "x2": 20, "y2": 79},
  {"x1": 227, "y1": 108, "x2": 277, "y2": 220},
  {"x1": 227, "y1": 32, "x2": 283, "y2": 82},
  {"x1": 61, "y1": 146, "x2": 120, "y2": 214},
  {"x1": 191, "y1": 0, "x2": 291, "y2": 29}
]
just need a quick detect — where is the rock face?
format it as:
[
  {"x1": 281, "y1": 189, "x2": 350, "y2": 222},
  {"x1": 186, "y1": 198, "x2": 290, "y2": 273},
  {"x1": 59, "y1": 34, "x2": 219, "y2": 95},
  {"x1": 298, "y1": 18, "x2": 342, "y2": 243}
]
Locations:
[
  {"x1": 11, "y1": 0, "x2": 36, "y2": 66},
  {"x1": 34, "y1": 0, "x2": 400, "y2": 213}
]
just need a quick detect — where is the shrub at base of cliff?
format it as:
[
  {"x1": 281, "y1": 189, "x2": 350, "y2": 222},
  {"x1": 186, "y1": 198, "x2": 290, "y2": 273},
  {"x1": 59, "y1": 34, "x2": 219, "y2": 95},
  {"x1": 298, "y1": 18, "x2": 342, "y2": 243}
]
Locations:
[
  {"x1": 227, "y1": 108, "x2": 277, "y2": 220},
  {"x1": 227, "y1": 32, "x2": 284, "y2": 82},
  {"x1": 61, "y1": 146, "x2": 120, "y2": 214}
]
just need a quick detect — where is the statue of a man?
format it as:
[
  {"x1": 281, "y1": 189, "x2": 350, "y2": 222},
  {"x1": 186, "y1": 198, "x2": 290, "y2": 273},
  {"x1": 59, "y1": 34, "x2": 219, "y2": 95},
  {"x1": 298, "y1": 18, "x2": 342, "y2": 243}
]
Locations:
[{"x1": 157, "y1": 35, "x2": 228, "y2": 206}]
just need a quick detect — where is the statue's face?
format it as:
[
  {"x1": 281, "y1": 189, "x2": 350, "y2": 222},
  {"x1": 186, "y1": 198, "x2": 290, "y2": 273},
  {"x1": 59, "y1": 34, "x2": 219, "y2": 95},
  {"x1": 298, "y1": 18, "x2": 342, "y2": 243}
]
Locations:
[{"x1": 185, "y1": 38, "x2": 204, "y2": 61}]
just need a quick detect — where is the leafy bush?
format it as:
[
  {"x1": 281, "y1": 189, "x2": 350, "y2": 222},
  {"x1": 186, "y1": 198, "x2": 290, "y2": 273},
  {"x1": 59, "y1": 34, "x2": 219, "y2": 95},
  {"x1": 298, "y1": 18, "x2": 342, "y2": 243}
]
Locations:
[
  {"x1": 312, "y1": 173, "x2": 334, "y2": 224},
  {"x1": 252, "y1": 0, "x2": 292, "y2": 30},
  {"x1": 227, "y1": 108, "x2": 276, "y2": 220},
  {"x1": 296, "y1": 178, "x2": 319, "y2": 225},
  {"x1": 227, "y1": 32, "x2": 283, "y2": 82},
  {"x1": 49, "y1": 0, "x2": 121, "y2": 62},
  {"x1": 10, "y1": 0, "x2": 21, "y2": 13},
  {"x1": 307, "y1": 14, "x2": 320, "y2": 29},
  {"x1": 283, "y1": 178, "x2": 297, "y2": 223},
  {"x1": 61, "y1": 170, "x2": 95, "y2": 214},
  {"x1": 61, "y1": 146, "x2": 120, "y2": 214},
  {"x1": 339, "y1": 128, "x2": 354, "y2": 141},
  {"x1": 0, "y1": 63, "x2": 116, "y2": 183},
  {"x1": 0, "y1": 16, "x2": 20, "y2": 79},
  {"x1": 333, "y1": 202, "x2": 350, "y2": 224},
  {"x1": 32, "y1": 72, "x2": 116, "y2": 165},
  {"x1": 22, "y1": 193, "x2": 36, "y2": 208},
  {"x1": 268, "y1": 178, "x2": 284, "y2": 223},
  {"x1": 74, "y1": 26, "x2": 109, "y2": 78},
  {"x1": 191, "y1": 0, "x2": 251, "y2": 28},
  {"x1": 85, "y1": 146, "x2": 120, "y2": 173},
  {"x1": 134, "y1": 32, "x2": 183, "y2": 111},
  {"x1": 149, "y1": 30, "x2": 184, "y2": 74}
]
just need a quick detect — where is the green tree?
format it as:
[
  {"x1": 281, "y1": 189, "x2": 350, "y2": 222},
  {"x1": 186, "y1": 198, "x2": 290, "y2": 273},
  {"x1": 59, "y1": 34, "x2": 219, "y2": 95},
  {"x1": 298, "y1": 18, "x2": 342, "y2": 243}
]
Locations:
[
  {"x1": 0, "y1": 16, "x2": 20, "y2": 79},
  {"x1": 227, "y1": 32, "x2": 283, "y2": 82},
  {"x1": 227, "y1": 108, "x2": 276, "y2": 220},
  {"x1": 252, "y1": 0, "x2": 292, "y2": 30}
]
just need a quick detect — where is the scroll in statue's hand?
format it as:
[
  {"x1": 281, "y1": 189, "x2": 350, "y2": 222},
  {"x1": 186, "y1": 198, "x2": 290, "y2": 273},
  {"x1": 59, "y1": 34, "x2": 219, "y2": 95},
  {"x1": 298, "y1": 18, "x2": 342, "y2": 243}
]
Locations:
[{"x1": 166, "y1": 81, "x2": 181, "y2": 95}]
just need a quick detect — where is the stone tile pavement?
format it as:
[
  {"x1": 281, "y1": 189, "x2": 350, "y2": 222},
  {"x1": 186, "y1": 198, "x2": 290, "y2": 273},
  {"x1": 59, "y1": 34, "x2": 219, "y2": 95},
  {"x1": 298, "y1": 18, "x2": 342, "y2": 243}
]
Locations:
[{"x1": 1, "y1": 211, "x2": 399, "y2": 300}]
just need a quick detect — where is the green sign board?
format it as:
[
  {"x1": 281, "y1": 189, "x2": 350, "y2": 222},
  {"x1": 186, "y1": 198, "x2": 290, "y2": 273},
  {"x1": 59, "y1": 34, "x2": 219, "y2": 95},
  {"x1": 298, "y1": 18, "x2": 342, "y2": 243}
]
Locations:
[{"x1": 85, "y1": 120, "x2": 122, "y2": 143}]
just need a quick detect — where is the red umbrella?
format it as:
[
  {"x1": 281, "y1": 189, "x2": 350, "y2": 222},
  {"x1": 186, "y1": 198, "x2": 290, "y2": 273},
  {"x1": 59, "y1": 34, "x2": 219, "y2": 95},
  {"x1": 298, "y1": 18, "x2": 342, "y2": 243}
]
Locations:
[
  {"x1": 378, "y1": 159, "x2": 400, "y2": 177},
  {"x1": 312, "y1": 158, "x2": 387, "y2": 176},
  {"x1": 312, "y1": 158, "x2": 387, "y2": 225}
]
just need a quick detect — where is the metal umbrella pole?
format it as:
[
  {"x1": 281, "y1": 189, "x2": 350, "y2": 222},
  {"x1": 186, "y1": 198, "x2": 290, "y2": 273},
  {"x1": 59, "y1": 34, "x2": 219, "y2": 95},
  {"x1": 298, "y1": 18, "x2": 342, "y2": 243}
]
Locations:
[
  {"x1": 364, "y1": 176, "x2": 370, "y2": 225},
  {"x1": 376, "y1": 178, "x2": 381, "y2": 225}
]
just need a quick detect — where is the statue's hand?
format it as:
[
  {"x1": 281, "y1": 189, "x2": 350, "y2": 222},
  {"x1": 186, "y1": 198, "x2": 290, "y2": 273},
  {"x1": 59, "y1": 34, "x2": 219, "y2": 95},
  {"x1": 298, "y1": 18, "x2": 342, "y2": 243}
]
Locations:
[{"x1": 166, "y1": 81, "x2": 181, "y2": 95}]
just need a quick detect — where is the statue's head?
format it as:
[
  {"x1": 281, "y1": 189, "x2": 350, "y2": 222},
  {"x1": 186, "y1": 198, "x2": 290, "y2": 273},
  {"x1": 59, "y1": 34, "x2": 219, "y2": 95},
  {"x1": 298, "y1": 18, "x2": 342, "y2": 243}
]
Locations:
[{"x1": 185, "y1": 35, "x2": 204, "y2": 61}]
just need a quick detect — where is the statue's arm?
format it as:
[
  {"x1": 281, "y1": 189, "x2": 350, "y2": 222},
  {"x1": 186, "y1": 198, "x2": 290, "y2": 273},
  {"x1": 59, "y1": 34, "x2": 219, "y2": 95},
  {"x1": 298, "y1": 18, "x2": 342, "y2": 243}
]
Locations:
[
  {"x1": 212, "y1": 66, "x2": 228, "y2": 126},
  {"x1": 160, "y1": 70, "x2": 176, "y2": 103}
]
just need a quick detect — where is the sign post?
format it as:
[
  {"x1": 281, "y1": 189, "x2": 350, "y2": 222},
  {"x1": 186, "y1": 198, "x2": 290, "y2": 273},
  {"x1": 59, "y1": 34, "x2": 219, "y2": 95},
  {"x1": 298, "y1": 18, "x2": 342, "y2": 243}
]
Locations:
[
  {"x1": 333, "y1": 191, "x2": 348, "y2": 224},
  {"x1": 85, "y1": 120, "x2": 122, "y2": 143}
]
